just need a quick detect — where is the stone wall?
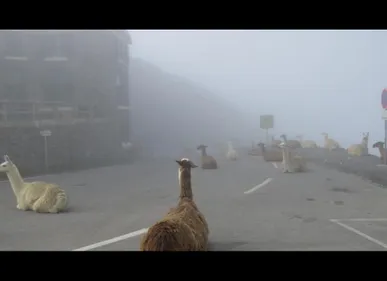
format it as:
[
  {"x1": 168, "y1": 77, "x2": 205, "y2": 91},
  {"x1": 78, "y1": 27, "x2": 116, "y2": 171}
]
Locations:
[{"x1": 0, "y1": 121, "x2": 133, "y2": 179}]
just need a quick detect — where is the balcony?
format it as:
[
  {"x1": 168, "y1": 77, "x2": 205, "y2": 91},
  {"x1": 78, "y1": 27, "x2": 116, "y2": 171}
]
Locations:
[{"x1": 0, "y1": 100, "x2": 113, "y2": 128}]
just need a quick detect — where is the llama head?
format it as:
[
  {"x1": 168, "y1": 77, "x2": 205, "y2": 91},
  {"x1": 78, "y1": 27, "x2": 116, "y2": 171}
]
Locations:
[
  {"x1": 280, "y1": 134, "x2": 287, "y2": 141},
  {"x1": 257, "y1": 142, "x2": 265, "y2": 148},
  {"x1": 0, "y1": 155, "x2": 14, "y2": 173},
  {"x1": 372, "y1": 141, "x2": 384, "y2": 149},
  {"x1": 322, "y1": 132, "x2": 328, "y2": 137},
  {"x1": 176, "y1": 158, "x2": 198, "y2": 169},
  {"x1": 362, "y1": 132, "x2": 369, "y2": 141},
  {"x1": 176, "y1": 158, "x2": 197, "y2": 183},
  {"x1": 197, "y1": 144, "x2": 207, "y2": 150},
  {"x1": 278, "y1": 142, "x2": 289, "y2": 149}
]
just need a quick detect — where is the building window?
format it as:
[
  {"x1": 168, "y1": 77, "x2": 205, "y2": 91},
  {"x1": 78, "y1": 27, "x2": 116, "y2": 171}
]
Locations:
[
  {"x1": 3, "y1": 63, "x2": 27, "y2": 85},
  {"x1": 41, "y1": 67, "x2": 73, "y2": 102},
  {"x1": 39, "y1": 33, "x2": 74, "y2": 59},
  {"x1": 3, "y1": 83, "x2": 27, "y2": 101},
  {"x1": 42, "y1": 83, "x2": 74, "y2": 103},
  {"x1": 4, "y1": 33, "x2": 24, "y2": 57}
]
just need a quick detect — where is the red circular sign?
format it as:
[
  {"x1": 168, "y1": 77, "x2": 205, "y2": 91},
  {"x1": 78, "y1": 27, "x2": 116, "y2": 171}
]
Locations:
[{"x1": 382, "y1": 89, "x2": 387, "y2": 109}]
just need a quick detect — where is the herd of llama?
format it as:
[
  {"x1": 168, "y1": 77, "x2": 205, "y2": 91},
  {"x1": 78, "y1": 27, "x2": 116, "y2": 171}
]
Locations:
[{"x1": 0, "y1": 131, "x2": 383, "y2": 251}]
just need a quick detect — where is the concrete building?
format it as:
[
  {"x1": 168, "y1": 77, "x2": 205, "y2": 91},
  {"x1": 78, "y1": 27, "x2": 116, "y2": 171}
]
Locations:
[{"x1": 0, "y1": 30, "x2": 132, "y2": 176}]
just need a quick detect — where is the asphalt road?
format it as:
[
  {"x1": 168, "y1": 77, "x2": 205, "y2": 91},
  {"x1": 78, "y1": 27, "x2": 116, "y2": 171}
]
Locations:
[{"x1": 1, "y1": 150, "x2": 387, "y2": 251}]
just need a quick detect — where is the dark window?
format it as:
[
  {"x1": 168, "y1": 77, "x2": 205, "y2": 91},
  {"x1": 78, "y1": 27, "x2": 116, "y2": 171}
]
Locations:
[{"x1": 4, "y1": 33, "x2": 24, "y2": 57}]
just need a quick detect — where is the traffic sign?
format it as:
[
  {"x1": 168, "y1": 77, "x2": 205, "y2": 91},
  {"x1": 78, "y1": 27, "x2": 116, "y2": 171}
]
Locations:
[
  {"x1": 40, "y1": 130, "x2": 52, "y2": 137},
  {"x1": 381, "y1": 88, "x2": 387, "y2": 109},
  {"x1": 260, "y1": 115, "x2": 274, "y2": 130}
]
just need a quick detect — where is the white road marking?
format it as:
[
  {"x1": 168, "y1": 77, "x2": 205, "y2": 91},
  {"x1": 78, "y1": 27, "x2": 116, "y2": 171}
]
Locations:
[
  {"x1": 272, "y1": 163, "x2": 278, "y2": 169},
  {"x1": 331, "y1": 218, "x2": 387, "y2": 222},
  {"x1": 72, "y1": 228, "x2": 149, "y2": 251},
  {"x1": 330, "y1": 219, "x2": 387, "y2": 250},
  {"x1": 244, "y1": 178, "x2": 273, "y2": 195}
]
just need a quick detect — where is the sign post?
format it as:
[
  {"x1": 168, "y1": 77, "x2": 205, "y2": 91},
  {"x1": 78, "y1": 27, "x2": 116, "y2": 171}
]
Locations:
[
  {"x1": 260, "y1": 114, "x2": 274, "y2": 145},
  {"x1": 381, "y1": 89, "x2": 387, "y2": 165},
  {"x1": 40, "y1": 129, "x2": 52, "y2": 172}
]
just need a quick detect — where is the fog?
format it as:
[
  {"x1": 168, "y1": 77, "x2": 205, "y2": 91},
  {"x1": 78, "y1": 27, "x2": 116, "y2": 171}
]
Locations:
[{"x1": 129, "y1": 30, "x2": 387, "y2": 156}]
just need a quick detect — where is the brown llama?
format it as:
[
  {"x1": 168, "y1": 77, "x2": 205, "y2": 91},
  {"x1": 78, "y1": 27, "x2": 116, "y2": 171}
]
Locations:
[
  {"x1": 257, "y1": 142, "x2": 283, "y2": 162},
  {"x1": 279, "y1": 134, "x2": 302, "y2": 149},
  {"x1": 197, "y1": 144, "x2": 218, "y2": 169},
  {"x1": 140, "y1": 158, "x2": 209, "y2": 251},
  {"x1": 372, "y1": 141, "x2": 386, "y2": 164}
]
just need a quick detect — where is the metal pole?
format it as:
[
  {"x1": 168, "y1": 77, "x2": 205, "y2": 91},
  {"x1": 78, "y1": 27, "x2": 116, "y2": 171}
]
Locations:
[
  {"x1": 384, "y1": 120, "x2": 387, "y2": 165},
  {"x1": 44, "y1": 136, "x2": 48, "y2": 172},
  {"x1": 265, "y1": 129, "x2": 269, "y2": 145}
]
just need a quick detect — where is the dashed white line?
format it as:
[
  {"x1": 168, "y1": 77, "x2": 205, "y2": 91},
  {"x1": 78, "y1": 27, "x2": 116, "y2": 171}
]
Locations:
[
  {"x1": 272, "y1": 162, "x2": 279, "y2": 169},
  {"x1": 330, "y1": 219, "x2": 387, "y2": 250},
  {"x1": 244, "y1": 178, "x2": 273, "y2": 195},
  {"x1": 72, "y1": 228, "x2": 149, "y2": 251}
]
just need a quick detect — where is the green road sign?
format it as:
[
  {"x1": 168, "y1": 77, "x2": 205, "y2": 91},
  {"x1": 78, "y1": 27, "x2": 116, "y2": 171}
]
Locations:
[{"x1": 260, "y1": 115, "x2": 274, "y2": 130}]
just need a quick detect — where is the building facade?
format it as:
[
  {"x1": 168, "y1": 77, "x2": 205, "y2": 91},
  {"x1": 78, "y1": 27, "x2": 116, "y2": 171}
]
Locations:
[{"x1": 0, "y1": 30, "x2": 132, "y2": 176}]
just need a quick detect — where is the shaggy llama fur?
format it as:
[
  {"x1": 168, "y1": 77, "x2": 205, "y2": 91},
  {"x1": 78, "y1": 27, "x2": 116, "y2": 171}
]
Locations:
[
  {"x1": 279, "y1": 134, "x2": 301, "y2": 149},
  {"x1": 271, "y1": 136, "x2": 282, "y2": 148},
  {"x1": 347, "y1": 132, "x2": 369, "y2": 156},
  {"x1": 0, "y1": 155, "x2": 68, "y2": 213},
  {"x1": 279, "y1": 141, "x2": 307, "y2": 173},
  {"x1": 226, "y1": 141, "x2": 238, "y2": 160},
  {"x1": 372, "y1": 141, "x2": 385, "y2": 164},
  {"x1": 322, "y1": 132, "x2": 340, "y2": 151},
  {"x1": 197, "y1": 145, "x2": 218, "y2": 169},
  {"x1": 258, "y1": 142, "x2": 283, "y2": 162},
  {"x1": 296, "y1": 135, "x2": 318, "y2": 148},
  {"x1": 140, "y1": 158, "x2": 209, "y2": 251}
]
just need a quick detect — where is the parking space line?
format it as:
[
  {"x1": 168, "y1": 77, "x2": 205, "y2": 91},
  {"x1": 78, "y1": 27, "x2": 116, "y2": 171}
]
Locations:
[
  {"x1": 244, "y1": 178, "x2": 273, "y2": 195},
  {"x1": 72, "y1": 228, "x2": 149, "y2": 251},
  {"x1": 330, "y1": 219, "x2": 387, "y2": 250}
]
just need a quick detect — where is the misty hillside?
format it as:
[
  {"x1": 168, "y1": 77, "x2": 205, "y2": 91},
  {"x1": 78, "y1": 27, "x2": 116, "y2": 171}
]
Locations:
[{"x1": 129, "y1": 58, "x2": 253, "y2": 154}]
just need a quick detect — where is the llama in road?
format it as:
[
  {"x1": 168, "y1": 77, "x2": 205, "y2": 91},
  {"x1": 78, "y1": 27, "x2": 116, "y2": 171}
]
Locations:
[
  {"x1": 279, "y1": 137, "x2": 307, "y2": 173},
  {"x1": 226, "y1": 141, "x2": 238, "y2": 161},
  {"x1": 140, "y1": 158, "x2": 209, "y2": 251},
  {"x1": 0, "y1": 155, "x2": 68, "y2": 213},
  {"x1": 347, "y1": 132, "x2": 369, "y2": 157},
  {"x1": 197, "y1": 144, "x2": 218, "y2": 169}
]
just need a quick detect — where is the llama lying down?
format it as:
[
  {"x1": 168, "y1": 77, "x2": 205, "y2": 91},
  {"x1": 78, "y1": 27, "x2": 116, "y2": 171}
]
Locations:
[
  {"x1": 279, "y1": 142, "x2": 307, "y2": 173},
  {"x1": 140, "y1": 158, "x2": 209, "y2": 251},
  {"x1": 0, "y1": 155, "x2": 68, "y2": 213}
]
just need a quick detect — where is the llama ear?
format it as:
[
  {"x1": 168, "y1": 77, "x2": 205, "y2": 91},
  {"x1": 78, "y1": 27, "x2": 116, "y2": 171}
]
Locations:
[
  {"x1": 189, "y1": 161, "x2": 198, "y2": 168},
  {"x1": 4, "y1": 155, "x2": 11, "y2": 163},
  {"x1": 175, "y1": 160, "x2": 182, "y2": 166}
]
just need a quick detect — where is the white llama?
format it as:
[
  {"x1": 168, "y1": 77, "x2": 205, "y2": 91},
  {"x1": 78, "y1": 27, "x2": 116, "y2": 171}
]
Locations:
[
  {"x1": 226, "y1": 141, "x2": 238, "y2": 161},
  {"x1": 0, "y1": 155, "x2": 68, "y2": 213}
]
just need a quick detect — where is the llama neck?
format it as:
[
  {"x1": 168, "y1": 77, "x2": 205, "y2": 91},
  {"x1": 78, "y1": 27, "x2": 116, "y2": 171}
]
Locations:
[
  {"x1": 178, "y1": 170, "x2": 193, "y2": 200},
  {"x1": 282, "y1": 146, "x2": 290, "y2": 164},
  {"x1": 201, "y1": 149, "x2": 207, "y2": 156},
  {"x1": 361, "y1": 138, "x2": 368, "y2": 147},
  {"x1": 6, "y1": 166, "x2": 25, "y2": 197},
  {"x1": 378, "y1": 146, "x2": 384, "y2": 156}
]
